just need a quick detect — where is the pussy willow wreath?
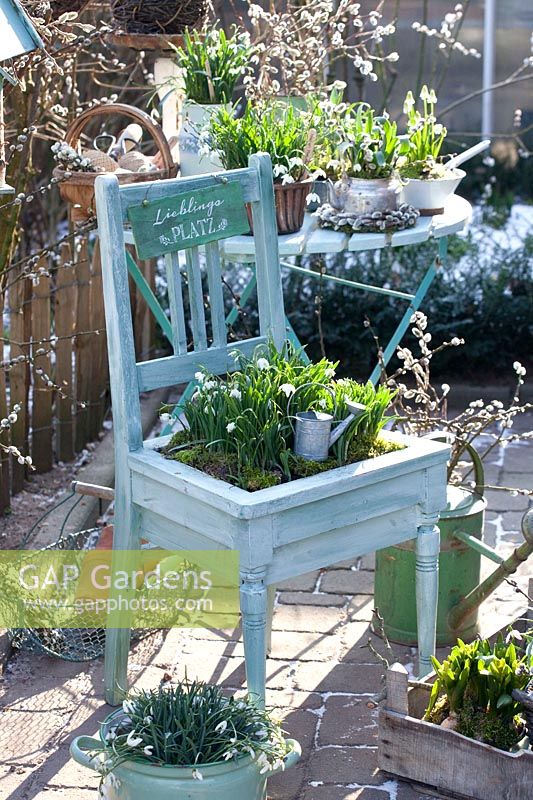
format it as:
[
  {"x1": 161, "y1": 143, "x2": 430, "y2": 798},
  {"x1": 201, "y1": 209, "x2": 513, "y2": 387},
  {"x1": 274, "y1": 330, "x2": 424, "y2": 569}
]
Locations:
[
  {"x1": 315, "y1": 203, "x2": 420, "y2": 234},
  {"x1": 110, "y1": 0, "x2": 206, "y2": 34}
]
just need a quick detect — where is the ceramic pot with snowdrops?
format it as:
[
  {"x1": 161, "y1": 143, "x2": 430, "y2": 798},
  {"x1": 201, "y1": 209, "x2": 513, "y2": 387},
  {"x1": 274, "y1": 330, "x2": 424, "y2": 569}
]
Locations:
[
  {"x1": 178, "y1": 102, "x2": 229, "y2": 177},
  {"x1": 70, "y1": 682, "x2": 301, "y2": 800}
]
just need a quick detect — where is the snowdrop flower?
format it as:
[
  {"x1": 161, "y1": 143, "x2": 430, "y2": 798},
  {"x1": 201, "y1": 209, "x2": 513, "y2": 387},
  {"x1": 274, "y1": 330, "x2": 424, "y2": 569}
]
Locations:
[
  {"x1": 143, "y1": 745, "x2": 154, "y2": 756},
  {"x1": 126, "y1": 731, "x2": 143, "y2": 747},
  {"x1": 122, "y1": 700, "x2": 135, "y2": 714},
  {"x1": 256, "y1": 358, "x2": 269, "y2": 370},
  {"x1": 513, "y1": 361, "x2": 526, "y2": 377},
  {"x1": 194, "y1": 371, "x2": 205, "y2": 383},
  {"x1": 306, "y1": 192, "x2": 321, "y2": 206},
  {"x1": 105, "y1": 730, "x2": 117, "y2": 742},
  {"x1": 159, "y1": 413, "x2": 171, "y2": 423},
  {"x1": 226, "y1": 422, "x2": 236, "y2": 433},
  {"x1": 143, "y1": 716, "x2": 153, "y2": 725},
  {"x1": 230, "y1": 388, "x2": 242, "y2": 400},
  {"x1": 280, "y1": 383, "x2": 296, "y2": 397},
  {"x1": 282, "y1": 174, "x2": 295, "y2": 185},
  {"x1": 325, "y1": 367, "x2": 336, "y2": 379},
  {"x1": 215, "y1": 720, "x2": 228, "y2": 733},
  {"x1": 192, "y1": 769, "x2": 204, "y2": 781}
]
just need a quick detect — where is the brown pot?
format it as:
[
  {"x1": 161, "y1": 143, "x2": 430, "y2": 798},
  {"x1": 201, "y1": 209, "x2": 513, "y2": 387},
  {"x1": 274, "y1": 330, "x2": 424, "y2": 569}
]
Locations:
[{"x1": 247, "y1": 180, "x2": 312, "y2": 235}]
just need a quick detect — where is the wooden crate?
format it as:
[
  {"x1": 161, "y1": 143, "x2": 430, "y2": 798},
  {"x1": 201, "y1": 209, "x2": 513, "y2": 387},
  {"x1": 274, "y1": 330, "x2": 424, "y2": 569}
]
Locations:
[{"x1": 378, "y1": 663, "x2": 533, "y2": 800}]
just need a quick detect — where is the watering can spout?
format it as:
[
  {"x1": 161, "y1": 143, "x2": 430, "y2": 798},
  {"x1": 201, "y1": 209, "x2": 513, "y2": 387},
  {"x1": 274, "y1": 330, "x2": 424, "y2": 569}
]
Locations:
[
  {"x1": 448, "y1": 508, "x2": 533, "y2": 631},
  {"x1": 329, "y1": 401, "x2": 367, "y2": 446}
]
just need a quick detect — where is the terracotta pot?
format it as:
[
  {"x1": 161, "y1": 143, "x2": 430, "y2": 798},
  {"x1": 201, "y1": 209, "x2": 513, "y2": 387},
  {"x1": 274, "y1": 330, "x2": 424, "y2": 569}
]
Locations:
[{"x1": 247, "y1": 180, "x2": 312, "y2": 235}]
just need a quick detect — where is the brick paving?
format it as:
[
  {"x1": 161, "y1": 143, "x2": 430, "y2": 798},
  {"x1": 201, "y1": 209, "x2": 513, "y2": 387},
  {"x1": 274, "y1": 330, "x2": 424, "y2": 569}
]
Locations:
[{"x1": 0, "y1": 412, "x2": 531, "y2": 799}]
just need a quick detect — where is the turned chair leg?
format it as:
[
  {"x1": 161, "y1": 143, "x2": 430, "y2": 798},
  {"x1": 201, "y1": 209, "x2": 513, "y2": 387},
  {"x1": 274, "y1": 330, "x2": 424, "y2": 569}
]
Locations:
[
  {"x1": 415, "y1": 517, "x2": 440, "y2": 678},
  {"x1": 265, "y1": 584, "x2": 276, "y2": 656},
  {"x1": 241, "y1": 570, "x2": 268, "y2": 708},
  {"x1": 104, "y1": 504, "x2": 141, "y2": 706}
]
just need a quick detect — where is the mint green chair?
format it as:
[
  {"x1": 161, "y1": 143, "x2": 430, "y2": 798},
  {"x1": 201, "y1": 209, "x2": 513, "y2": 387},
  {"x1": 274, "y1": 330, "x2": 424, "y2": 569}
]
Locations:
[{"x1": 96, "y1": 153, "x2": 448, "y2": 708}]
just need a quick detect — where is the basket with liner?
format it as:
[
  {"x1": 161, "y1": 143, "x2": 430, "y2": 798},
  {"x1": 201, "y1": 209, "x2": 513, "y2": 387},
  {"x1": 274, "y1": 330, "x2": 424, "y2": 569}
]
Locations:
[{"x1": 53, "y1": 103, "x2": 177, "y2": 223}]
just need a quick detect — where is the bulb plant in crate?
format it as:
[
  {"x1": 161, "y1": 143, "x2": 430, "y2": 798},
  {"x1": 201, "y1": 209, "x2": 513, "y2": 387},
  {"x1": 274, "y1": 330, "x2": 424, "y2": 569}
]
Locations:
[{"x1": 71, "y1": 678, "x2": 301, "y2": 799}]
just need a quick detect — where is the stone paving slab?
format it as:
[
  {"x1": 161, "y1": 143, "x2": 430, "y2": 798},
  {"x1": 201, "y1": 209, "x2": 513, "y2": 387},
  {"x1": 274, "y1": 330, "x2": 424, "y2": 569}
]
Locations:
[{"x1": 0, "y1": 412, "x2": 531, "y2": 800}]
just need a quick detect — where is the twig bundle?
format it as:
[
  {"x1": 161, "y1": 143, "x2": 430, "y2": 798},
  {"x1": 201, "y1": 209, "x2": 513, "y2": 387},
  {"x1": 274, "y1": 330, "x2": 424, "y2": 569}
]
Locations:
[{"x1": 110, "y1": 0, "x2": 206, "y2": 35}]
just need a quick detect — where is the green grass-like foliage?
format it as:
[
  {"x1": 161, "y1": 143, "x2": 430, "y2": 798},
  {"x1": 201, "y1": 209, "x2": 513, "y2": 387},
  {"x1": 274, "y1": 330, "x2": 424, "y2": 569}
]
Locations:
[
  {"x1": 165, "y1": 341, "x2": 395, "y2": 490},
  {"x1": 424, "y1": 634, "x2": 532, "y2": 750},
  {"x1": 208, "y1": 102, "x2": 309, "y2": 183},
  {"x1": 93, "y1": 680, "x2": 290, "y2": 784},
  {"x1": 339, "y1": 103, "x2": 407, "y2": 179},
  {"x1": 171, "y1": 25, "x2": 253, "y2": 105},
  {"x1": 400, "y1": 85, "x2": 447, "y2": 178}
]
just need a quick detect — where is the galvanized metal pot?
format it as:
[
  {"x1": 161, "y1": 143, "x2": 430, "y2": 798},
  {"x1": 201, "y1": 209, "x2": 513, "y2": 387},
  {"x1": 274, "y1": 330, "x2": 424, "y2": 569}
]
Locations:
[
  {"x1": 328, "y1": 177, "x2": 400, "y2": 215},
  {"x1": 70, "y1": 711, "x2": 301, "y2": 800}
]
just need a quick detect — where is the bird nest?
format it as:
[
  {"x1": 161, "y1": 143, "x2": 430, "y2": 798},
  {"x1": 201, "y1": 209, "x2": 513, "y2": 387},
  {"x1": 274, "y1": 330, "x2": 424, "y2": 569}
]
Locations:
[{"x1": 110, "y1": 0, "x2": 206, "y2": 34}]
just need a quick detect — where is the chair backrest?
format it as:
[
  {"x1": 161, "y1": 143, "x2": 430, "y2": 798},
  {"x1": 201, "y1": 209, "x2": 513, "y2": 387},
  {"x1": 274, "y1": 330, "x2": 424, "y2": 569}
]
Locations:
[{"x1": 95, "y1": 153, "x2": 286, "y2": 453}]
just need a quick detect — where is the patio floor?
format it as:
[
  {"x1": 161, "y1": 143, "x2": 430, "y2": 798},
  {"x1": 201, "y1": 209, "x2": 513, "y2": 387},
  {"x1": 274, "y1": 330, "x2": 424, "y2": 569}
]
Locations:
[{"x1": 0, "y1": 411, "x2": 531, "y2": 800}]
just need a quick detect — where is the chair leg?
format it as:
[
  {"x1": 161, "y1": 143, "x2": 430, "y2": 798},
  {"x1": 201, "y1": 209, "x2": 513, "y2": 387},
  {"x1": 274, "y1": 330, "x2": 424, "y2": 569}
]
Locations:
[
  {"x1": 265, "y1": 584, "x2": 276, "y2": 656},
  {"x1": 240, "y1": 569, "x2": 268, "y2": 708},
  {"x1": 415, "y1": 517, "x2": 440, "y2": 678},
  {"x1": 104, "y1": 505, "x2": 141, "y2": 706}
]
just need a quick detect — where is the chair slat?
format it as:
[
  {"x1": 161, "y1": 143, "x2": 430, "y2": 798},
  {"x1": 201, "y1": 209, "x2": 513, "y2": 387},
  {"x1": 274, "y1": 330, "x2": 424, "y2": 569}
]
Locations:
[
  {"x1": 165, "y1": 252, "x2": 187, "y2": 354},
  {"x1": 185, "y1": 247, "x2": 208, "y2": 350},
  {"x1": 136, "y1": 336, "x2": 267, "y2": 392},
  {"x1": 205, "y1": 241, "x2": 227, "y2": 347}
]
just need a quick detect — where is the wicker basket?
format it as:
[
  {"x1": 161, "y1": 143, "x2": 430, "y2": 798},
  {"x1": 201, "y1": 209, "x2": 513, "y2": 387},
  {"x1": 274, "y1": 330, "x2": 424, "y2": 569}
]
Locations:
[
  {"x1": 54, "y1": 103, "x2": 177, "y2": 223},
  {"x1": 110, "y1": 0, "x2": 206, "y2": 35}
]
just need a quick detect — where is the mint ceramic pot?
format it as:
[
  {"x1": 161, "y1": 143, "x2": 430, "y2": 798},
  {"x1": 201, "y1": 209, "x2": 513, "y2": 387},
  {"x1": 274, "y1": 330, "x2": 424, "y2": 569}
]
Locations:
[
  {"x1": 70, "y1": 711, "x2": 301, "y2": 800},
  {"x1": 178, "y1": 101, "x2": 228, "y2": 177}
]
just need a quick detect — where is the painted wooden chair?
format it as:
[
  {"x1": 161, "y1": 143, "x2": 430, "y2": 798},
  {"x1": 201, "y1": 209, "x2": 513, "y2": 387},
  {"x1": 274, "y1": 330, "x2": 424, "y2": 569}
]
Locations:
[
  {"x1": 96, "y1": 153, "x2": 449, "y2": 708},
  {"x1": 96, "y1": 154, "x2": 287, "y2": 705}
]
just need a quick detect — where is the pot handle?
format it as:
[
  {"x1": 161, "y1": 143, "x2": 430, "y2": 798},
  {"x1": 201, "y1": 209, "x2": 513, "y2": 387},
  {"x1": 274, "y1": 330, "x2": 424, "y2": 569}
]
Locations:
[
  {"x1": 283, "y1": 738, "x2": 302, "y2": 769},
  {"x1": 268, "y1": 739, "x2": 302, "y2": 776},
  {"x1": 70, "y1": 736, "x2": 105, "y2": 771}
]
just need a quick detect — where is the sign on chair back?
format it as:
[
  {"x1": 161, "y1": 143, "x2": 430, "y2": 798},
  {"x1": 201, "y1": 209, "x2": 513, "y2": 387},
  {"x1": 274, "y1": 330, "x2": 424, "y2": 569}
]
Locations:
[{"x1": 96, "y1": 154, "x2": 286, "y2": 705}]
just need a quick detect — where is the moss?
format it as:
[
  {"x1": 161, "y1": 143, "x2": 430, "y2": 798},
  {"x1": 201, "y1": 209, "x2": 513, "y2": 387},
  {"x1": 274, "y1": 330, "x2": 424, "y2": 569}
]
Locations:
[
  {"x1": 347, "y1": 433, "x2": 404, "y2": 463},
  {"x1": 241, "y1": 466, "x2": 282, "y2": 492},
  {"x1": 163, "y1": 434, "x2": 405, "y2": 492},
  {"x1": 455, "y1": 699, "x2": 523, "y2": 751},
  {"x1": 289, "y1": 454, "x2": 338, "y2": 478}
]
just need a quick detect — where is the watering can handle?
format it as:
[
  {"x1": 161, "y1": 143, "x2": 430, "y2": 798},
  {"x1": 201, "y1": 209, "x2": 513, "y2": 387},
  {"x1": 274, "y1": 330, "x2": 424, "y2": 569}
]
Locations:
[
  {"x1": 460, "y1": 439, "x2": 484, "y2": 497},
  {"x1": 424, "y1": 433, "x2": 484, "y2": 497},
  {"x1": 70, "y1": 736, "x2": 105, "y2": 771},
  {"x1": 286, "y1": 382, "x2": 337, "y2": 433}
]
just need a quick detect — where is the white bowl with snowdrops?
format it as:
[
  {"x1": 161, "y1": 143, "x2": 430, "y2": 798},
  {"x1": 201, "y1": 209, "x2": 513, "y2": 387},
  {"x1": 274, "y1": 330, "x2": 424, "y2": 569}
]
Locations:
[
  {"x1": 400, "y1": 168, "x2": 465, "y2": 216},
  {"x1": 70, "y1": 681, "x2": 301, "y2": 800}
]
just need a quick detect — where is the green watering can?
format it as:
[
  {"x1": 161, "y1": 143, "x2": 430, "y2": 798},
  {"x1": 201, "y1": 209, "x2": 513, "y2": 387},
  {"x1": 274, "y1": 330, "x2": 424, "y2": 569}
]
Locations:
[
  {"x1": 70, "y1": 710, "x2": 301, "y2": 800},
  {"x1": 374, "y1": 437, "x2": 533, "y2": 646}
]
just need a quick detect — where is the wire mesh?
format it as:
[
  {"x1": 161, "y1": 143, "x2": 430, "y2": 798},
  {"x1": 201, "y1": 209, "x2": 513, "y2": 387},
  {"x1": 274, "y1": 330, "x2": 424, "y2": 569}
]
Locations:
[{"x1": 8, "y1": 528, "x2": 149, "y2": 662}]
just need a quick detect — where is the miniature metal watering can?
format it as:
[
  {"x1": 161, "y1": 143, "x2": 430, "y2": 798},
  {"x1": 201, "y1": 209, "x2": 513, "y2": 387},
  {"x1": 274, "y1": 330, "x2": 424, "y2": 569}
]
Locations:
[{"x1": 289, "y1": 384, "x2": 366, "y2": 462}]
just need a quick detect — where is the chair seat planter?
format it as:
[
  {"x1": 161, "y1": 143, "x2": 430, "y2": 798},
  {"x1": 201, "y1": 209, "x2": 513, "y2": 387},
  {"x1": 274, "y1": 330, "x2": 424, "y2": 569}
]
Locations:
[{"x1": 129, "y1": 430, "x2": 449, "y2": 701}]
